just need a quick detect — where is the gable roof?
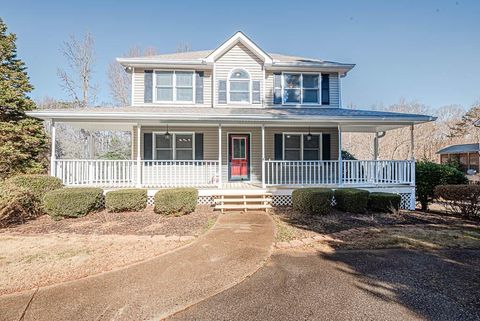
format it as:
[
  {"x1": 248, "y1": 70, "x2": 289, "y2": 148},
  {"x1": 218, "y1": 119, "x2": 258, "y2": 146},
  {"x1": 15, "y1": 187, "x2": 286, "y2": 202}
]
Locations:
[
  {"x1": 437, "y1": 143, "x2": 480, "y2": 154},
  {"x1": 116, "y1": 32, "x2": 355, "y2": 73},
  {"x1": 205, "y1": 31, "x2": 272, "y2": 64}
]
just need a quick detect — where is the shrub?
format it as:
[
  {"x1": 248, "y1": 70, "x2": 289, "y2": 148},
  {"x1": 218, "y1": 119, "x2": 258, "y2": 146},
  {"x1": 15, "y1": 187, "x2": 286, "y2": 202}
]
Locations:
[
  {"x1": 292, "y1": 188, "x2": 333, "y2": 215},
  {"x1": 105, "y1": 189, "x2": 147, "y2": 212},
  {"x1": 416, "y1": 161, "x2": 468, "y2": 211},
  {"x1": 368, "y1": 192, "x2": 401, "y2": 213},
  {"x1": 5, "y1": 174, "x2": 63, "y2": 203},
  {"x1": 0, "y1": 184, "x2": 42, "y2": 227},
  {"x1": 334, "y1": 188, "x2": 370, "y2": 213},
  {"x1": 154, "y1": 188, "x2": 198, "y2": 216},
  {"x1": 434, "y1": 185, "x2": 480, "y2": 218},
  {"x1": 43, "y1": 188, "x2": 104, "y2": 219}
]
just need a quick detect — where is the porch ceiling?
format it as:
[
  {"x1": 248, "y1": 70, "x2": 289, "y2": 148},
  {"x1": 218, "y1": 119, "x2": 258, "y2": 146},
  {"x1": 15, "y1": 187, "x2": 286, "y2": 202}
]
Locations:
[{"x1": 26, "y1": 106, "x2": 436, "y2": 132}]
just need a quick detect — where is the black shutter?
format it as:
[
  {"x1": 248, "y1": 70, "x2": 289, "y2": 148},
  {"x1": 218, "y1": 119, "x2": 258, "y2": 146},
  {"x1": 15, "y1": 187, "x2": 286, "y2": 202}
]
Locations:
[
  {"x1": 218, "y1": 80, "x2": 227, "y2": 104},
  {"x1": 143, "y1": 133, "x2": 153, "y2": 160},
  {"x1": 322, "y1": 134, "x2": 331, "y2": 160},
  {"x1": 274, "y1": 134, "x2": 283, "y2": 160},
  {"x1": 144, "y1": 70, "x2": 153, "y2": 103},
  {"x1": 195, "y1": 133, "x2": 204, "y2": 160},
  {"x1": 321, "y1": 74, "x2": 330, "y2": 105},
  {"x1": 273, "y1": 73, "x2": 282, "y2": 104},
  {"x1": 195, "y1": 72, "x2": 204, "y2": 104}
]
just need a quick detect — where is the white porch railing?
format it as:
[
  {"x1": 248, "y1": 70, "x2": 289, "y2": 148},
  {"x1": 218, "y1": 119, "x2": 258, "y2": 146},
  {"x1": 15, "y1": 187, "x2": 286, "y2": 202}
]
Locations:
[
  {"x1": 55, "y1": 160, "x2": 136, "y2": 187},
  {"x1": 141, "y1": 160, "x2": 219, "y2": 187},
  {"x1": 264, "y1": 160, "x2": 415, "y2": 186},
  {"x1": 54, "y1": 159, "x2": 414, "y2": 188},
  {"x1": 54, "y1": 160, "x2": 219, "y2": 188}
]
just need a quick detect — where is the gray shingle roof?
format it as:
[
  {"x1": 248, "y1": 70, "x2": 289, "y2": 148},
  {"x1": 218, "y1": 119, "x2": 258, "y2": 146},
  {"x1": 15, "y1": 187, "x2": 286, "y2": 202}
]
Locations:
[
  {"x1": 28, "y1": 106, "x2": 435, "y2": 122},
  {"x1": 437, "y1": 143, "x2": 480, "y2": 154},
  {"x1": 122, "y1": 50, "x2": 342, "y2": 65}
]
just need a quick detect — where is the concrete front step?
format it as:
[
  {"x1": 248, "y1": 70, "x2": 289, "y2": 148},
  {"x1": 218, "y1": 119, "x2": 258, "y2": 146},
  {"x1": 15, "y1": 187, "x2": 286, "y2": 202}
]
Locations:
[{"x1": 215, "y1": 204, "x2": 273, "y2": 210}]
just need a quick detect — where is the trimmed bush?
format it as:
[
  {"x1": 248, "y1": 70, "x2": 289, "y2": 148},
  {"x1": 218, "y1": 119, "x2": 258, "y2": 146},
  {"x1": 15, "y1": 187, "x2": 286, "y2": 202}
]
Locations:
[
  {"x1": 292, "y1": 188, "x2": 333, "y2": 215},
  {"x1": 5, "y1": 174, "x2": 63, "y2": 203},
  {"x1": 416, "y1": 161, "x2": 468, "y2": 211},
  {"x1": 434, "y1": 184, "x2": 480, "y2": 218},
  {"x1": 154, "y1": 188, "x2": 198, "y2": 216},
  {"x1": 0, "y1": 184, "x2": 42, "y2": 227},
  {"x1": 334, "y1": 188, "x2": 370, "y2": 213},
  {"x1": 368, "y1": 192, "x2": 401, "y2": 213},
  {"x1": 105, "y1": 189, "x2": 147, "y2": 212},
  {"x1": 44, "y1": 188, "x2": 104, "y2": 219}
]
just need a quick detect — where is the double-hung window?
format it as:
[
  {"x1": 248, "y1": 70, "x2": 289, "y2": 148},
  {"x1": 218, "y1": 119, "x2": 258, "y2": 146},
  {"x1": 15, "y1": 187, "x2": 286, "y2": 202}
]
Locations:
[
  {"x1": 154, "y1": 133, "x2": 194, "y2": 160},
  {"x1": 155, "y1": 71, "x2": 194, "y2": 103},
  {"x1": 229, "y1": 69, "x2": 250, "y2": 103},
  {"x1": 282, "y1": 73, "x2": 320, "y2": 104},
  {"x1": 283, "y1": 133, "x2": 321, "y2": 160}
]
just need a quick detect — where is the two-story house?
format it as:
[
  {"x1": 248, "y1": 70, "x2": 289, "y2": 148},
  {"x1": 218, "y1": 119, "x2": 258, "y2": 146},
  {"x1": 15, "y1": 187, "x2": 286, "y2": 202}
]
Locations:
[{"x1": 28, "y1": 32, "x2": 436, "y2": 210}]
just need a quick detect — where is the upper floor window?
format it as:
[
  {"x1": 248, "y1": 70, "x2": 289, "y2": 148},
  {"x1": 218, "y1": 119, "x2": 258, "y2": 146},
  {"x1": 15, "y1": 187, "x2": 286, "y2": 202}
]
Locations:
[
  {"x1": 282, "y1": 73, "x2": 320, "y2": 104},
  {"x1": 229, "y1": 69, "x2": 250, "y2": 103},
  {"x1": 155, "y1": 71, "x2": 194, "y2": 103}
]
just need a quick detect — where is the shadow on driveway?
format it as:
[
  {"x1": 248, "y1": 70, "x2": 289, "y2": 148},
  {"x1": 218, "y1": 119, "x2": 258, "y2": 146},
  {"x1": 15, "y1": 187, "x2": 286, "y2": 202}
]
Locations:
[{"x1": 321, "y1": 249, "x2": 480, "y2": 321}]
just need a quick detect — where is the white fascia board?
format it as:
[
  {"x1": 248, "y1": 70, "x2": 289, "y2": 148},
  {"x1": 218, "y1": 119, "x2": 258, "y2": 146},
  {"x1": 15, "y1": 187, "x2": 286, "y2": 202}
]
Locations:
[
  {"x1": 116, "y1": 58, "x2": 212, "y2": 69},
  {"x1": 205, "y1": 31, "x2": 273, "y2": 64},
  {"x1": 26, "y1": 111, "x2": 435, "y2": 125}
]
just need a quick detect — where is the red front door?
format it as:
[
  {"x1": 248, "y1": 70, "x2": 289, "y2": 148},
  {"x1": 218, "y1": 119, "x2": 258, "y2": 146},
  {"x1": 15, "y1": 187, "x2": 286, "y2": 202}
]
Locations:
[{"x1": 229, "y1": 134, "x2": 249, "y2": 181}]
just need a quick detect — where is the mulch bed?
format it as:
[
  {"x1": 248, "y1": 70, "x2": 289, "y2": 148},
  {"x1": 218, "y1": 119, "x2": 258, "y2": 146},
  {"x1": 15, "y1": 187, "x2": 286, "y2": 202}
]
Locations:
[
  {"x1": 273, "y1": 207, "x2": 479, "y2": 236},
  {"x1": 0, "y1": 205, "x2": 218, "y2": 237}
]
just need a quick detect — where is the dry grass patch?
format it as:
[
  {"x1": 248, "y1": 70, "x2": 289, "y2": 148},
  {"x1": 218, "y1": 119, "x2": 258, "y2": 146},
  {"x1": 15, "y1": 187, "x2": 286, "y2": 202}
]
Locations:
[{"x1": 0, "y1": 233, "x2": 188, "y2": 295}]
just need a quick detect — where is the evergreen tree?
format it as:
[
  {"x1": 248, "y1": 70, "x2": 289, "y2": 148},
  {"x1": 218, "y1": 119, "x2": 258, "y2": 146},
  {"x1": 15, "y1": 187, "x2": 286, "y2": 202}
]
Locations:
[
  {"x1": 0, "y1": 18, "x2": 48, "y2": 179},
  {"x1": 449, "y1": 103, "x2": 480, "y2": 139}
]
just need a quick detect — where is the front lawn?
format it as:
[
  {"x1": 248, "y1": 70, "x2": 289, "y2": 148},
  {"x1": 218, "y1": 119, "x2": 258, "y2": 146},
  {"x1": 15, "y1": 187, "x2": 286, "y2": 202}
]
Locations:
[
  {"x1": 0, "y1": 206, "x2": 217, "y2": 295},
  {"x1": 272, "y1": 207, "x2": 480, "y2": 250}
]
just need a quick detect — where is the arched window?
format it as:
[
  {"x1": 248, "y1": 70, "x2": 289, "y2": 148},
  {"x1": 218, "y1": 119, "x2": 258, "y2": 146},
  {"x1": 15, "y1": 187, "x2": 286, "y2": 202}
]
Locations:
[{"x1": 229, "y1": 68, "x2": 250, "y2": 103}]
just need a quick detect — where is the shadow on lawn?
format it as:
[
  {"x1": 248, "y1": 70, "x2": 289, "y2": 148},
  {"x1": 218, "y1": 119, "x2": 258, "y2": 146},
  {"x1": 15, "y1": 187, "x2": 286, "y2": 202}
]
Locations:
[{"x1": 320, "y1": 248, "x2": 480, "y2": 321}]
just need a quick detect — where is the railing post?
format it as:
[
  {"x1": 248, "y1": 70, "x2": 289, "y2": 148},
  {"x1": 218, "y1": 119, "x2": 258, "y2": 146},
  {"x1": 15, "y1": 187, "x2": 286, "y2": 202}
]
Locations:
[
  {"x1": 261, "y1": 124, "x2": 266, "y2": 188},
  {"x1": 338, "y1": 125, "x2": 343, "y2": 186},
  {"x1": 218, "y1": 124, "x2": 222, "y2": 188},
  {"x1": 136, "y1": 125, "x2": 142, "y2": 188}
]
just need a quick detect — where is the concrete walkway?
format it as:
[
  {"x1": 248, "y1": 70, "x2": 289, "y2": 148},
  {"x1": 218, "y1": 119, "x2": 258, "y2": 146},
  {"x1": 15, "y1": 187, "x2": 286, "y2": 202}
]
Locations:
[{"x1": 0, "y1": 212, "x2": 275, "y2": 321}]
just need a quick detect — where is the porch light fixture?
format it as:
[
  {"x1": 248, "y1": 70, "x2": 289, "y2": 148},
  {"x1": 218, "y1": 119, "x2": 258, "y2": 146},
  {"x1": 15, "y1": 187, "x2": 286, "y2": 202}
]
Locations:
[
  {"x1": 306, "y1": 127, "x2": 313, "y2": 141},
  {"x1": 164, "y1": 124, "x2": 171, "y2": 140}
]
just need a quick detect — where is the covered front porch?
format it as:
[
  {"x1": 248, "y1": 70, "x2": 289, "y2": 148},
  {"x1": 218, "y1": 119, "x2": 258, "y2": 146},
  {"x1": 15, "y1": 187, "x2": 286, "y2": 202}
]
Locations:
[{"x1": 27, "y1": 106, "x2": 435, "y2": 210}]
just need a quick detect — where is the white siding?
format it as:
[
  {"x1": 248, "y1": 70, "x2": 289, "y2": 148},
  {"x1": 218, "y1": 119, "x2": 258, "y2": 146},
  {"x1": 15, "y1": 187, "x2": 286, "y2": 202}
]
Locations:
[{"x1": 214, "y1": 42, "x2": 263, "y2": 107}]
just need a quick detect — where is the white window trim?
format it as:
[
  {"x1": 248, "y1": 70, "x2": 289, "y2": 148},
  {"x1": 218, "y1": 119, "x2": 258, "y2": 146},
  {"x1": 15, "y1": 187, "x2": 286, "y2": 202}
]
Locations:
[
  {"x1": 282, "y1": 132, "x2": 323, "y2": 160},
  {"x1": 227, "y1": 68, "x2": 252, "y2": 104},
  {"x1": 153, "y1": 70, "x2": 196, "y2": 104},
  {"x1": 152, "y1": 131, "x2": 195, "y2": 160},
  {"x1": 280, "y1": 72, "x2": 322, "y2": 106}
]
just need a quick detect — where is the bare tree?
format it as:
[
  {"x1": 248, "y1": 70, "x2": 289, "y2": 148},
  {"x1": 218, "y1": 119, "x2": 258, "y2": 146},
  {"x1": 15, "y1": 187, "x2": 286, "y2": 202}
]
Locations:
[
  {"x1": 175, "y1": 42, "x2": 191, "y2": 53},
  {"x1": 57, "y1": 32, "x2": 97, "y2": 107},
  {"x1": 107, "y1": 46, "x2": 157, "y2": 107}
]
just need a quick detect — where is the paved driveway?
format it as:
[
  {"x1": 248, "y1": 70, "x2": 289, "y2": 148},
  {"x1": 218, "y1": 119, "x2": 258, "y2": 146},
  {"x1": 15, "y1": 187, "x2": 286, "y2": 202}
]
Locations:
[{"x1": 169, "y1": 249, "x2": 480, "y2": 321}]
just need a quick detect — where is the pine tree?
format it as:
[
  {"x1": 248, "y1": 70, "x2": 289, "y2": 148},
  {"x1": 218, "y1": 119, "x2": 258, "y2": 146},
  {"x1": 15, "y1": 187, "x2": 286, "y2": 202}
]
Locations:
[
  {"x1": 449, "y1": 103, "x2": 480, "y2": 140},
  {"x1": 0, "y1": 18, "x2": 48, "y2": 179}
]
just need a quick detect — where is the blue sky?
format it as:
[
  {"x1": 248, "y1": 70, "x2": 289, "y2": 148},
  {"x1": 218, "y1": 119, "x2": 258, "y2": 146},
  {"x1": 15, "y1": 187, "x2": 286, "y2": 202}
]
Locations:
[{"x1": 2, "y1": 0, "x2": 479, "y2": 109}]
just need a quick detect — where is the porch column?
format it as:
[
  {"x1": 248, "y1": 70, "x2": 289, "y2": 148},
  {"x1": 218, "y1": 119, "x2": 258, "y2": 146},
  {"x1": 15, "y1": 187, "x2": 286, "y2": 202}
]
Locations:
[
  {"x1": 218, "y1": 124, "x2": 222, "y2": 188},
  {"x1": 410, "y1": 124, "x2": 415, "y2": 160},
  {"x1": 373, "y1": 132, "x2": 379, "y2": 160},
  {"x1": 261, "y1": 124, "x2": 265, "y2": 188},
  {"x1": 136, "y1": 125, "x2": 142, "y2": 188},
  {"x1": 89, "y1": 132, "x2": 95, "y2": 159},
  {"x1": 50, "y1": 120, "x2": 56, "y2": 177},
  {"x1": 338, "y1": 125, "x2": 343, "y2": 186}
]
